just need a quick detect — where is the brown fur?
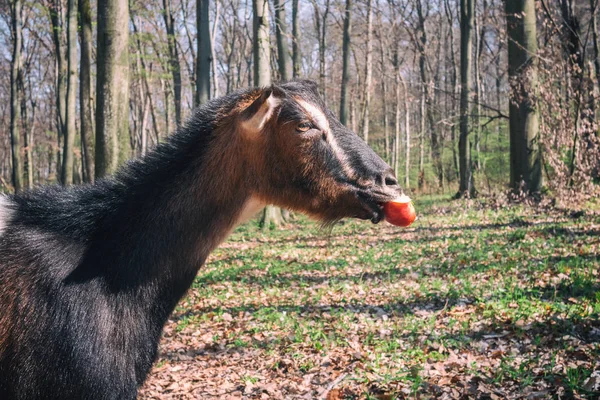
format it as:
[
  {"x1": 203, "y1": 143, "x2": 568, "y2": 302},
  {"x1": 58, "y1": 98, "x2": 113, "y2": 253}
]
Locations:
[{"x1": 217, "y1": 90, "x2": 367, "y2": 223}]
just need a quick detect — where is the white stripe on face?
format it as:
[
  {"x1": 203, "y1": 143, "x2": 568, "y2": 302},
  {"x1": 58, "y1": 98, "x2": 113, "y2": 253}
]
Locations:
[
  {"x1": 296, "y1": 99, "x2": 356, "y2": 180},
  {"x1": 296, "y1": 99, "x2": 330, "y2": 132},
  {"x1": 0, "y1": 195, "x2": 14, "y2": 237}
]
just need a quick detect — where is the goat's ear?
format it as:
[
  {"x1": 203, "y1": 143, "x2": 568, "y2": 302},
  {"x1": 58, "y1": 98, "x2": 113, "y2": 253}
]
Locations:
[{"x1": 240, "y1": 88, "x2": 280, "y2": 138}]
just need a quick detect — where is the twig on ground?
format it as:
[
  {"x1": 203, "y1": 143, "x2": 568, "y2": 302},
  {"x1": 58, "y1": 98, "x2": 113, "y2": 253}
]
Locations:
[
  {"x1": 320, "y1": 372, "x2": 348, "y2": 399},
  {"x1": 437, "y1": 298, "x2": 450, "y2": 317}
]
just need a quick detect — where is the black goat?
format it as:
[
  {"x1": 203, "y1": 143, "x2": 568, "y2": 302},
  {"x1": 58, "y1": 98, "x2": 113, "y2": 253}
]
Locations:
[{"x1": 0, "y1": 81, "x2": 401, "y2": 399}]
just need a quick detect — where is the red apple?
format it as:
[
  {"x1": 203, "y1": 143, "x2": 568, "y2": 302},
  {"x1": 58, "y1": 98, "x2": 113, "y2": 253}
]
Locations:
[{"x1": 383, "y1": 194, "x2": 416, "y2": 227}]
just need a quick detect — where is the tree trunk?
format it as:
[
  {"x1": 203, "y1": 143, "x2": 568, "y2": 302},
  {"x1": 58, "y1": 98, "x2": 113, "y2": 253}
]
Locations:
[
  {"x1": 211, "y1": 1, "x2": 220, "y2": 98},
  {"x1": 339, "y1": 0, "x2": 352, "y2": 125},
  {"x1": 496, "y1": 42, "x2": 503, "y2": 148},
  {"x1": 244, "y1": 1, "x2": 254, "y2": 87},
  {"x1": 560, "y1": 0, "x2": 582, "y2": 86},
  {"x1": 415, "y1": 0, "x2": 442, "y2": 189},
  {"x1": 182, "y1": 0, "x2": 197, "y2": 100},
  {"x1": 458, "y1": 0, "x2": 475, "y2": 197},
  {"x1": 260, "y1": 205, "x2": 285, "y2": 230},
  {"x1": 404, "y1": 92, "x2": 411, "y2": 191},
  {"x1": 591, "y1": 0, "x2": 600, "y2": 136},
  {"x1": 96, "y1": 0, "x2": 130, "y2": 179},
  {"x1": 79, "y1": 0, "x2": 94, "y2": 182},
  {"x1": 473, "y1": 1, "x2": 482, "y2": 171},
  {"x1": 399, "y1": 73, "x2": 410, "y2": 190},
  {"x1": 418, "y1": 86, "x2": 425, "y2": 191},
  {"x1": 197, "y1": 0, "x2": 211, "y2": 105},
  {"x1": 292, "y1": 0, "x2": 301, "y2": 78},
  {"x1": 10, "y1": 0, "x2": 24, "y2": 192},
  {"x1": 221, "y1": 2, "x2": 238, "y2": 94},
  {"x1": 380, "y1": 41, "x2": 389, "y2": 161},
  {"x1": 444, "y1": 0, "x2": 460, "y2": 180},
  {"x1": 393, "y1": 44, "x2": 401, "y2": 180},
  {"x1": 274, "y1": 0, "x2": 291, "y2": 81},
  {"x1": 360, "y1": 0, "x2": 373, "y2": 144},
  {"x1": 163, "y1": 79, "x2": 170, "y2": 135},
  {"x1": 349, "y1": 95, "x2": 356, "y2": 132},
  {"x1": 311, "y1": 0, "x2": 330, "y2": 99},
  {"x1": 560, "y1": 0, "x2": 588, "y2": 180},
  {"x1": 253, "y1": 0, "x2": 270, "y2": 86},
  {"x1": 505, "y1": 0, "x2": 541, "y2": 193},
  {"x1": 20, "y1": 77, "x2": 34, "y2": 189},
  {"x1": 132, "y1": 15, "x2": 159, "y2": 152},
  {"x1": 391, "y1": 22, "x2": 408, "y2": 187},
  {"x1": 62, "y1": 0, "x2": 77, "y2": 185},
  {"x1": 49, "y1": 0, "x2": 66, "y2": 179},
  {"x1": 163, "y1": 0, "x2": 182, "y2": 125},
  {"x1": 253, "y1": 0, "x2": 283, "y2": 229},
  {"x1": 141, "y1": 97, "x2": 150, "y2": 155}
]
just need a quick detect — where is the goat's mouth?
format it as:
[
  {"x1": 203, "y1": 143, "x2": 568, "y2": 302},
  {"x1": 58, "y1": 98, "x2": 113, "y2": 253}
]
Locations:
[
  {"x1": 310, "y1": 181, "x2": 401, "y2": 225},
  {"x1": 355, "y1": 189, "x2": 398, "y2": 224}
]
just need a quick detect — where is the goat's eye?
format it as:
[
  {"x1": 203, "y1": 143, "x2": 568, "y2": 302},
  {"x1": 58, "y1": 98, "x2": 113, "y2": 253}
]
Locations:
[{"x1": 296, "y1": 122, "x2": 312, "y2": 132}]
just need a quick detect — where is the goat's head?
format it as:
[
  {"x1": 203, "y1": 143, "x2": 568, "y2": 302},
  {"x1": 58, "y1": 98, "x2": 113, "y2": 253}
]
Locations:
[{"x1": 231, "y1": 80, "x2": 403, "y2": 224}]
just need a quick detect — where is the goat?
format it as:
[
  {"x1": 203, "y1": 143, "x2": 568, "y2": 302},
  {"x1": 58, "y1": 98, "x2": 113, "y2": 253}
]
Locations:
[{"x1": 0, "y1": 80, "x2": 402, "y2": 399}]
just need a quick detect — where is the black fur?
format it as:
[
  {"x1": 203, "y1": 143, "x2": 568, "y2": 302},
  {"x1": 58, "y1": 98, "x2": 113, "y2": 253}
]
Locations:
[{"x1": 0, "y1": 88, "x2": 243, "y2": 400}]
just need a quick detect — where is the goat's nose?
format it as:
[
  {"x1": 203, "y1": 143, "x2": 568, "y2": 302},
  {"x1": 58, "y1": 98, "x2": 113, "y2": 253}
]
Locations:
[{"x1": 375, "y1": 169, "x2": 399, "y2": 188}]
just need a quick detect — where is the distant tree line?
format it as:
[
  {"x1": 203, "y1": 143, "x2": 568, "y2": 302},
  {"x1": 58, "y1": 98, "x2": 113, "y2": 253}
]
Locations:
[{"x1": 1, "y1": 0, "x2": 599, "y2": 200}]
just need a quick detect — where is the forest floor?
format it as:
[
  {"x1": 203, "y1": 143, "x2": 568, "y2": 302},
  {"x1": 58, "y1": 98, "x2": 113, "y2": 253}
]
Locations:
[{"x1": 140, "y1": 195, "x2": 600, "y2": 399}]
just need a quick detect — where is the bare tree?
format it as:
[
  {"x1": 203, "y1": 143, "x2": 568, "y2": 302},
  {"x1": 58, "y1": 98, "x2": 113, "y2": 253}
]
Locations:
[
  {"x1": 182, "y1": 0, "x2": 197, "y2": 99},
  {"x1": 444, "y1": 0, "x2": 459, "y2": 179},
  {"x1": 506, "y1": 0, "x2": 541, "y2": 192},
  {"x1": 18, "y1": 60, "x2": 33, "y2": 189},
  {"x1": 592, "y1": 0, "x2": 600, "y2": 137},
  {"x1": 131, "y1": 15, "x2": 161, "y2": 154},
  {"x1": 274, "y1": 0, "x2": 291, "y2": 81},
  {"x1": 61, "y1": 0, "x2": 77, "y2": 185},
  {"x1": 473, "y1": 0, "x2": 484, "y2": 171},
  {"x1": 377, "y1": 11, "x2": 390, "y2": 160},
  {"x1": 253, "y1": 0, "x2": 270, "y2": 86},
  {"x1": 10, "y1": 0, "x2": 24, "y2": 192},
  {"x1": 292, "y1": 0, "x2": 301, "y2": 78},
  {"x1": 592, "y1": 0, "x2": 600, "y2": 127},
  {"x1": 79, "y1": 0, "x2": 94, "y2": 182},
  {"x1": 396, "y1": 65, "x2": 411, "y2": 190},
  {"x1": 96, "y1": 0, "x2": 130, "y2": 178},
  {"x1": 339, "y1": 0, "x2": 352, "y2": 125},
  {"x1": 197, "y1": 0, "x2": 211, "y2": 105},
  {"x1": 163, "y1": 0, "x2": 183, "y2": 125},
  {"x1": 311, "y1": 0, "x2": 330, "y2": 99},
  {"x1": 560, "y1": 0, "x2": 582, "y2": 87},
  {"x1": 252, "y1": 0, "x2": 284, "y2": 228},
  {"x1": 360, "y1": 0, "x2": 373, "y2": 144},
  {"x1": 218, "y1": 0, "x2": 241, "y2": 93},
  {"x1": 211, "y1": 2, "x2": 220, "y2": 98},
  {"x1": 412, "y1": 0, "x2": 442, "y2": 189},
  {"x1": 458, "y1": 0, "x2": 475, "y2": 197},
  {"x1": 49, "y1": 0, "x2": 66, "y2": 177},
  {"x1": 4, "y1": 0, "x2": 598, "y2": 199}
]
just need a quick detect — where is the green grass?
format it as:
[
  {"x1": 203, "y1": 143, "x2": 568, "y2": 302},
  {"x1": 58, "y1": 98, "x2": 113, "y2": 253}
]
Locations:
[{"x1": 143, "y1": 197, "x2": 600, "y2": 398}]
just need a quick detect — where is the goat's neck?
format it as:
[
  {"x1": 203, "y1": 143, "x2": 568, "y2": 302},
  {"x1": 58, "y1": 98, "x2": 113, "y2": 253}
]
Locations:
[
  {"x1": 90, "y1": 129, "x2": 260, "y2": 304},
  {"x1": 149, "y1": 143, "x2": 255, "y2": 274}
]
